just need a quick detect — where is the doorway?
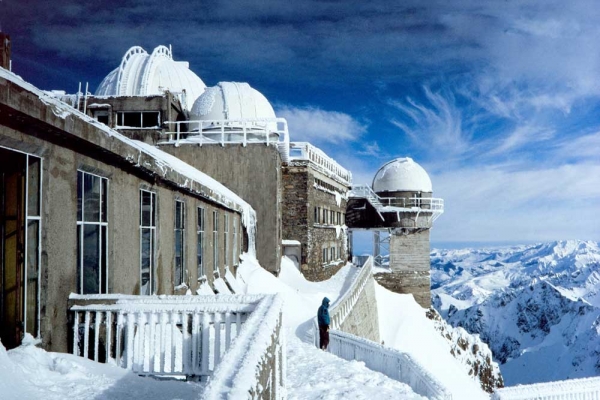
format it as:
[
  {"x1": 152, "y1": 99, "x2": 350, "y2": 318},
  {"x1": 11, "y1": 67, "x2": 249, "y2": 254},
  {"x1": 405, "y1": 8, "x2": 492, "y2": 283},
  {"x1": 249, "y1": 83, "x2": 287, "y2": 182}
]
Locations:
[{"x1": 0, "y1": 147, "x2": 41, "y2": 349}]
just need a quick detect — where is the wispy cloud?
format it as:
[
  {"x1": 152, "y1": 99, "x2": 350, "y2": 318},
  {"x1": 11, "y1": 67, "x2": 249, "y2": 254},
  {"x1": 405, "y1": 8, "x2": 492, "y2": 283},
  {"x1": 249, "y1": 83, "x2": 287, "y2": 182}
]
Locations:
[{"x1": 276, "y1": 105, "x2": 367, "y2": 145}]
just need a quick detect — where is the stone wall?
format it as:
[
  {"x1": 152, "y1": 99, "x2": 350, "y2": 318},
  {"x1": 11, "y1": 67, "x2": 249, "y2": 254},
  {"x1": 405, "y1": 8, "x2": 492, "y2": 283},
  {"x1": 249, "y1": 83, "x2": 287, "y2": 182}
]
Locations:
[
  {"x1": 374, "y1": 270, "x2": 431, "y2": 308},
  {"x1": 338, "y1": 277, "x2": 380, "y2": 342},
  {"x1": 161, "y1": 144, "x2": 283, "y2": 274},
  {"x1": 389, "y1": 229, "x2": 431, "y2": 271}
]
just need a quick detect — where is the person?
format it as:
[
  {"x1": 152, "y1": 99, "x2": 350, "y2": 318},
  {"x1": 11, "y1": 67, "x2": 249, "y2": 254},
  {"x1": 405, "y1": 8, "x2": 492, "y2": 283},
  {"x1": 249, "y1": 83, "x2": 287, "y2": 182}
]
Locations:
[{"x1": 317, "y1": 297, "x2": 330, "y2": 350}]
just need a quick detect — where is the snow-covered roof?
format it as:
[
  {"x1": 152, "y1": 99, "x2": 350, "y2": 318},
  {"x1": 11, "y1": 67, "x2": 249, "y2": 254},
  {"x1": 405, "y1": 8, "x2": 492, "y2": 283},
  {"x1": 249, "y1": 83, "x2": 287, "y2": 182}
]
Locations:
[
  {"x1": 0, "y1": 67, "x2": 256, "y2": 252},
  {"x1": 95, "y1": 45, "x2": 206, "y2": 110},
  {"x1": 372, "y1": 157, "x2": 432, "y2": 193},
  {"x1": 190, "y1": 82, "x2": 276, "y2": 121}
]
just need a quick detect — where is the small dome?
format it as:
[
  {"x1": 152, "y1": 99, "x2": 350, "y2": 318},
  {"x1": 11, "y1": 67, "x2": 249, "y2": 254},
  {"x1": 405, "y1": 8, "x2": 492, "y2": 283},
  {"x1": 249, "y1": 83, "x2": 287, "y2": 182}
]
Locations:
[
  {"x1": 95, "y1": 45, "x2": 206, "y2": 110},
  {"x1": 190, "y1": 82, "x2": 276, "y2": 121},
  {"x1": 372, "y1": 158, "x2": 432, "y2": 193}
]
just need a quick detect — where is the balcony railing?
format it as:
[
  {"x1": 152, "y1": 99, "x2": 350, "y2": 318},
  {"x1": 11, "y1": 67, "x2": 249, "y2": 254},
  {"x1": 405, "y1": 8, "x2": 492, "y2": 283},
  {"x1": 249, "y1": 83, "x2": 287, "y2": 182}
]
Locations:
[
  {"x1": 491, "y1": 376, "x2": 600, "y2": 400},
  {"x1": 289, "y1": 142, "x2": 352, "y2": 185},
  {"x1": 161, "y1": 119, "x2": 290, "y2": 162},
  {"x1": 69, "y1": 293, "x2": 281, "y2": 384}
]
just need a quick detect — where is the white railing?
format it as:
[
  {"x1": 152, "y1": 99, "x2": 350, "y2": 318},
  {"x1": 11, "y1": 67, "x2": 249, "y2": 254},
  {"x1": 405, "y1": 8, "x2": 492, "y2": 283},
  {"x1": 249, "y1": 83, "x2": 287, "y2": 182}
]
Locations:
[
  {"x1": 492, "y1": 376, "x2": 600, "y2": 400},
  {"x1": 289, "y1": 142, "x2": 352, "y2": 185},
  {"x1": 329, "y1": 330, "x2": 452, "y2": 400},
  {"x1": 312, "y1": 256, "x2": 373, "y2": 346},
  {"x1": 69, "y1": 294, "x2": 271, "y2": 379},
  {"x1": 204, "y1": 294, "x2": 285, "y2": 399},
  {"x1": 161, "y1": 118, "x2": 290, "y2": 160}
]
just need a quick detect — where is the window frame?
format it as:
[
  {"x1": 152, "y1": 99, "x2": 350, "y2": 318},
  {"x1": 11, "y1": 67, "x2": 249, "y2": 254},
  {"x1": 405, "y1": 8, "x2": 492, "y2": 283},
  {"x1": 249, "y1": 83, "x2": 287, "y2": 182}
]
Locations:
[
  {"x1": 77, "y1": 170, "x2": 109, "y2": 295},
  {"x1": 197, "y1": 206, "x2": 205, "y2": 280},
  {"x1": 174, "y1": 200, "x2": 185, "y2": 286},
  {"x1": 139, "y1": 189, "x2": 157, "y2": 295},
  {"x1": 213, "y1": 210, "x2": 219, "y2": 275}
]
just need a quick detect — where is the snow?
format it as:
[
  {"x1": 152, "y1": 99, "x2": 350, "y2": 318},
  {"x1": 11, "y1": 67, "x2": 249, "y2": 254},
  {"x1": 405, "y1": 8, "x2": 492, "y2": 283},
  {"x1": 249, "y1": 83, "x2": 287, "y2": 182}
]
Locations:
[
  {"x1": 372, "y1": 157, "x2": 432, "y2": 193},
  {"x1": 492, "y1": 376, "x2": 600, "y2": 399},
  {"x1": 282, "y1": 240, "x2": 301, "y2": 246}
]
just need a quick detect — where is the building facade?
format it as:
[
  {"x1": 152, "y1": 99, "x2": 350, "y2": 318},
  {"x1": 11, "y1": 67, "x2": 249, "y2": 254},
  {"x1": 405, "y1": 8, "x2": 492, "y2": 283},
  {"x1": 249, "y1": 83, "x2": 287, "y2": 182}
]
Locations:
[{"x1": 0, "y1": 68, "x2": 252, "y2": 351}]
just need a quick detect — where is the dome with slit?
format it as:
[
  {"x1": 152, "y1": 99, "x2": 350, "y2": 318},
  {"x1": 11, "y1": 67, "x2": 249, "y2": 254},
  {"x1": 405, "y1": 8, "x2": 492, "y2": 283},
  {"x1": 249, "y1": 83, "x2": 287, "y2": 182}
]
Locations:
[
  {"x1": 190, "y1": 82, "x2": 276, "y2": 121},
  {"x1": 372, "y1": 158, "x2": 432, "y2": 193},
  {"x1": 95, "y1": 45, "x2": 206, "y2": 110}
]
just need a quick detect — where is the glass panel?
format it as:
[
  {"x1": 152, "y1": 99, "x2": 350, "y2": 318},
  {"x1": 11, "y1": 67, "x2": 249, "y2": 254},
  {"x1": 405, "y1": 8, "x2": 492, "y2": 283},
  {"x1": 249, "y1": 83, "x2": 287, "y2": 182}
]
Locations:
[
  {"x1": 141, "y1": 191, "x2": 151, "y2": 226},
  {"x1": 197, "y1": 232, "x2": 203, "y2": 277},
  {"x1": 82, "y1": 225, "x2": 100, "y2": 294},
  {"x1": 122, "y1": 112, "x2": 142, "y2": 127},
  {"x1": 27, "y1": 157, "x2": 41, "y2": 217},
  {"x1": 175, "y1": 230, "x2": 183, "y2": 285},
  {"x1": 77, "y1": 171, "x2": 82, "y2": 222},
  {"x1": 151, "y1": 193, "x2": 156, "y2": 227},
  {"x1": 141, "y1": 228, "x2": 151, "y2": 295},
  {"x1": 101, "y1": 227, "x2": 107, "y2": 293},
  {"x1": 141, "y1": 112, "x2": 160, "y2": 128},
  {"x1": 26, "y1": 220, "x2": 39, "y2": 335},
  {"x1": 101, "y1": 178, "x2": 108, "y2": 223},
  {"x1": 83, "y1": 174, "x2": 101, "y2": 222}
]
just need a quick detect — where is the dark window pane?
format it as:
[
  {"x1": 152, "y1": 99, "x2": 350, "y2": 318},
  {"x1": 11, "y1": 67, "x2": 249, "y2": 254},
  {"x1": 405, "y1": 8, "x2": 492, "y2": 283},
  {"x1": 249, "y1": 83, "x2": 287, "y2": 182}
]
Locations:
[
  {"x1": 122, "y1": 112, "x2": 142, "y2": 127},
  {"x1": 101, "y1": 178, "x2": 108, "y2": 223},
  {"x1": 83, "y1": 174, "x2": 101, "y2": 222},
  {"x1": 141, "y1": 191, "x2": 152, "y2": 226},
  {"x1": 197, "y1": 232, "x2": 203, "y2": 277},
  {"x1": 141, "y1": 228, "x2": 151, "y2": 294},
  {"x1": 151, "y1": 193, "x2": 156, "y2": 226},
  {"x1": 77, "y1": 171, "x2": 82, "y2": 222},
  {"x1": 27, "y1": 157, "x2": 41, "y2": 217},
  {"x1": 142, "y1": 112, "x2": 160, "y2": 128},
  {"x1": 82, "y1": 225, "x2": 100, "y2": 294},
  {"x1": 101, "y1": 227, "x2": 107, "y2": 293}
]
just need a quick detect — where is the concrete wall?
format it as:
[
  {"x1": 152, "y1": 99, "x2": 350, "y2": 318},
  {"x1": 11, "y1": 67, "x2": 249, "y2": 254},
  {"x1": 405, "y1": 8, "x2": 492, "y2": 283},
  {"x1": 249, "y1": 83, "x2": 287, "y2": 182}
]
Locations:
[
  {"x1": 338, "y1": 277, "x2": 380, "y2": 343},
  {"x1": 0, "y1": 75, "x2": 244, "y2": 352},
  {"x1": 160, "y1": 144, "x2": 282, "y2": 274}
]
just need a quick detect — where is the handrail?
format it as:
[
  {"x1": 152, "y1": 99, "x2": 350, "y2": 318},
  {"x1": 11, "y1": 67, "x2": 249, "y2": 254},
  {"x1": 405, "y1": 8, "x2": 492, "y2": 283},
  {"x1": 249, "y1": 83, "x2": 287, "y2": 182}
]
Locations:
[
  {"x1": 203, "y1": 294, "x2": 285, "y2": 399},
  {"x1": 492, "y1": 376, "x2": 600, "y2": 400},
  {"x1": 289, "y1": 142, "x2": 352, "y2": 185},
  {"x1": 69, "y1": 293, "x2": 275, "y2": 380},
  {"x1": 329, "y1": 330, "x2": 452, "y2": 400},
  {"x1": 312, "y1": 256, "x2": 373, "y2": 346},
  {"x1": 350, "y1": 184, "x2": 444, "y2": 216}
]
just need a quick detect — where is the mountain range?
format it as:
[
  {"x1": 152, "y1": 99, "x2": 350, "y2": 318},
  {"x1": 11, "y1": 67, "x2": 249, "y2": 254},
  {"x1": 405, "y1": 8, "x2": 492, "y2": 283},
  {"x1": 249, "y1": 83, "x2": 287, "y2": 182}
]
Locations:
[{"x1": 431, "y1": 240, "x2": 600, "y2": 385}]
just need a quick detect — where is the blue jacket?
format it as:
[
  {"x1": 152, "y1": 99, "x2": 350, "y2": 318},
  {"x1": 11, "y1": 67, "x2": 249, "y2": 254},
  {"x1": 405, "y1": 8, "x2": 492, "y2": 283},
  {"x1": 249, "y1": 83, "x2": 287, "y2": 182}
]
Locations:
[{"x1": 317, "y1": 297, "x2": 330, "y2": 327}]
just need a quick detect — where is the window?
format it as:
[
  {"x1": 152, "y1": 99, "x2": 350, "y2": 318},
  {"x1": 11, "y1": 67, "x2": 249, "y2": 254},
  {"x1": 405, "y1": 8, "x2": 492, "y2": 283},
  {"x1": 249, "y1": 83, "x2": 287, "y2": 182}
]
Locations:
[
  {"x1": 316, "y1": 207, "x2": 321, "y2": 223},
  {"x1": 26, "y1": 155, "x2": 42, "y2": 336},
  {"x1": 174, "y1": 200, "x2": 185, "y2": 286},
  {"x1": 232, "y1": 217, "x2": 238, "y2": 266},
  {"x1": 93, "y1": 110, "x2": 109, "y2": 125},
  {"x1": 337, "y1": 211, "x2": 341, "y2": 225},
  {"x1": 330, "y1": 210, "x2": 335, "y2": 225},
  {"x1": 322, "y1": 208, "x2": 327, "y2": 224},
  {"x1": 213, "y1": 211, "x2": 219, "y2": 274},
  {"x1": 322, "y1": 248, "x2": 328, "y2": 263},
  {"x1": 330, "y1": 247, "x2": 335, "y2": 261},
  {"x1": 116, "y1": 111, "x2": 160, "y2": 128},
  {"x1": 314, "y1": 207, "x2": 318, "y2": 223},
  {"x1": 77, "y1": 170, "x2": 108, "y2": 294},
  {"x1": 140, "y1": 190, "x2": 156, "y2": 295},
  {"x1": 223, "y1": 214, "x2": 229, "y2": 267},
  {"x1": 197, "y1": 207, "x2": 205, "y2": 279}
]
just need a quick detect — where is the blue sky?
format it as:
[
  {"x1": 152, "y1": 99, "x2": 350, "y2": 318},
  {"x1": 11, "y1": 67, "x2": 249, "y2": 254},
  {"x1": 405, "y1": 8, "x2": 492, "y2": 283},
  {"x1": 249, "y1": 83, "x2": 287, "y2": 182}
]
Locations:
[{"x1": 3, "y1": 0, "x2": 600, "y2": 244}]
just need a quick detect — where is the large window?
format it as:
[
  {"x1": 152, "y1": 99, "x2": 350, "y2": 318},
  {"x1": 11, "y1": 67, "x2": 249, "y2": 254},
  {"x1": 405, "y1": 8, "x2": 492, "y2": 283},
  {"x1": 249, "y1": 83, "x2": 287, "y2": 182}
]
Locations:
[
  {"x1": 140, "y1": 190, "x2": 156, "y2": 295},
  {"x1": 174, "y1": 200, "x2": 185, "y2": 286},
  {"x1": 212, "y1": 211, "x2": 219, "y2": 274},
  {"x1": 322, "y1": 248, "x2": 328, "y2": 264},
  {"x1": 115, "y1": 111, "x2": 161, "y2": 128},
  {"x1": 223, "y1": 214, "x2": 229, "y2": 268},
  {"x1": 77, "y1": 170, "x2": 108, "y2": 294},
  {"x1": 197, "y1": 207, "x2": 205, "y2": 279}
]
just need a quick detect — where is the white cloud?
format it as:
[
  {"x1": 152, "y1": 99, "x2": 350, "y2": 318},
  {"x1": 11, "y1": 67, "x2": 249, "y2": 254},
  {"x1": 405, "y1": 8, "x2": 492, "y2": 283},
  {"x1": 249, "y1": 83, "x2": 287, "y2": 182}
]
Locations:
[{"x1": 276, "y1": 105, "x2": 367, "y2": 144}]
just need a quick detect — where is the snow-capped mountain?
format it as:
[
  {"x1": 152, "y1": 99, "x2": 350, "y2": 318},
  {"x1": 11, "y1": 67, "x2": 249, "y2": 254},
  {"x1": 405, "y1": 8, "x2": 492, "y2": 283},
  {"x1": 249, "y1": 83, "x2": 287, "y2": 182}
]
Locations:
[{"x1": 431, "y1": 240, "x2": 600, "y2": 385}]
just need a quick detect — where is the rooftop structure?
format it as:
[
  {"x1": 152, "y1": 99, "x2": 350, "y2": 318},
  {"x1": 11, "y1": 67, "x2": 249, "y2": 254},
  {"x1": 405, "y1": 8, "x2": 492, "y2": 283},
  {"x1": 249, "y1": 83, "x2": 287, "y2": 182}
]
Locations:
[
  {"x1": 372, "y1": 157, "x2": 432, "y2": 193},
  {"x1": 95, "y1": 45, "x2": 206, "y2": 111}
]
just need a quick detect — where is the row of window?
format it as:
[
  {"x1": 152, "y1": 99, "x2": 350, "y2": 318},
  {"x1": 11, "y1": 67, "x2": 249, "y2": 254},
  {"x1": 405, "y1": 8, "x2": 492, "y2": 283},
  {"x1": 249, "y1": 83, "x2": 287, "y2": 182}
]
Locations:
[
  {"x1": 322, "y1": 246, "x2": 343, "y2": 264},
  {"x1": 314, "y1": 206, "x2": 344, "y2": 225},
  {"x1": 77, "y1": 170, "x2": 240, "y2": 296},
  {"x1": 93, "y1": 110, "x2": 161, "y2": 129},
  {"x1": 314, "y1": 177, "x2": 343, "y2": 194}
]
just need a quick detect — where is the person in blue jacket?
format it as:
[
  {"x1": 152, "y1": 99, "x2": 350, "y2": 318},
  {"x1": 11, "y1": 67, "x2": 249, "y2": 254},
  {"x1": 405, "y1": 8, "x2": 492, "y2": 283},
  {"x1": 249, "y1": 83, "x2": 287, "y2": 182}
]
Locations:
[{"x1": 317, "y1": 297, "x2": 331, "y2": 350}]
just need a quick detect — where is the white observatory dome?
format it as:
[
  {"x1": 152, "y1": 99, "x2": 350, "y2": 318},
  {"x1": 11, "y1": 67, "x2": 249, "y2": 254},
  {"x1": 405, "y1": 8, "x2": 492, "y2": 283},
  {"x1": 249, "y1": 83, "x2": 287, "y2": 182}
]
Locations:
[
  {"x1": 372, "y1": 158, "x2": 432, "y2": 193},
  {"x1": 190, "y1": 82, "x2": 276, "y2": 121},
  {"x1": 95, "y1": 45, "x2": 206, "y2": 110}
]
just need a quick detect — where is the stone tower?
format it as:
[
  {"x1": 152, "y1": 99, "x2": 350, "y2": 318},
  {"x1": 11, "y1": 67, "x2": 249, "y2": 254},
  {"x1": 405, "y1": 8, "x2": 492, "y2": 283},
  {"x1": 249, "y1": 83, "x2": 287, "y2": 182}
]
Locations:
[{"x1": 346, "y1": 158, "x2": 443, "y2": 308}]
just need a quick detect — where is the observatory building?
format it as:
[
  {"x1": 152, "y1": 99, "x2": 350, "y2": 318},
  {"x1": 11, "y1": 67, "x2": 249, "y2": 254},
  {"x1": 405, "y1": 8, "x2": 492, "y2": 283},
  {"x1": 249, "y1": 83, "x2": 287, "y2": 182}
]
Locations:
[{"x1": 346, "y1": 158, "x2": 443, "y2": 307}]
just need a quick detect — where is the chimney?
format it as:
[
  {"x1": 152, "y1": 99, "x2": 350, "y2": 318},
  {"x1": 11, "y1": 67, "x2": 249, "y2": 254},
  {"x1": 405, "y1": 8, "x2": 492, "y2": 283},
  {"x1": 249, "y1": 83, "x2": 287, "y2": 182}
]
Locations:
[{"x1": 0, "y1": 33, "x2": 11, "y2": 70}]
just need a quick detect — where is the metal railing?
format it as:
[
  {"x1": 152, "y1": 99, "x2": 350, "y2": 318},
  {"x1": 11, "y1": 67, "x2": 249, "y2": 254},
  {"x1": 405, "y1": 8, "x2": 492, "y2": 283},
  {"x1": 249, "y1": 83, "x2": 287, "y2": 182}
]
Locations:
[
  {"x1": 289, "y1": 142, "x2": 352, "y2": 185},
  {"x1": 329, "y1": 330, "x2": 452, "y2": 400},
  {"x1": 69, "y1": 294, "x2": 272, "y2": 379},
  {"x1": 492, "y1": 376, "x2": 600, "y2": 400}
]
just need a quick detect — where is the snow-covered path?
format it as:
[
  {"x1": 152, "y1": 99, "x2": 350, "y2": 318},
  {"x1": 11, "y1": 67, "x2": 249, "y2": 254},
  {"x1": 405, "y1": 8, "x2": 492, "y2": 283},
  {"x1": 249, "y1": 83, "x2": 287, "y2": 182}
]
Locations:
[{"x1": 286, "y1": 334, "x2": 424, "y2": 399}]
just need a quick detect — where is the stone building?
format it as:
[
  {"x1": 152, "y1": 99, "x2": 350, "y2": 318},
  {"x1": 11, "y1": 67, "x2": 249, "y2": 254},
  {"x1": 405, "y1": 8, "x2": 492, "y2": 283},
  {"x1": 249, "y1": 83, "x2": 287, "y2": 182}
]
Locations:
[
  {"x1": 0, "y1": 66, "x2": 253, "y2": 351},
  {"x1": 282, "y1": 142, "x2": 352, "y2": 281}
]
